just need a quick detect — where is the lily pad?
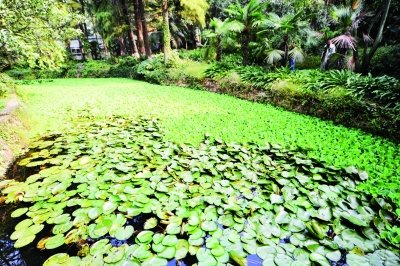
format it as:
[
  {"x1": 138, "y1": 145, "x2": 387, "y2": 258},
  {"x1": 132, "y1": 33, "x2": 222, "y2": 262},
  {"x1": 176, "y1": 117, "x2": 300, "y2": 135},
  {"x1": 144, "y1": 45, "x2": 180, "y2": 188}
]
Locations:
[
  {"x1": 144, "y1": 217, "x2": 158, "y2": 230},
  {"x1": 45, "y1": 234, "x2": 66, "y2": 249},
  {"x1": 115, "y1": 225, "x2": 134, "y2": 240}
]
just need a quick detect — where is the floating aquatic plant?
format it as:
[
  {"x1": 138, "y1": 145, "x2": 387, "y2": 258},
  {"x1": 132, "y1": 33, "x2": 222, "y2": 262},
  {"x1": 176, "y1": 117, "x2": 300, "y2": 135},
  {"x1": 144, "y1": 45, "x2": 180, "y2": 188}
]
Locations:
[{"x1": 0, "y1": 117, "x2": 399, "y2": 265}]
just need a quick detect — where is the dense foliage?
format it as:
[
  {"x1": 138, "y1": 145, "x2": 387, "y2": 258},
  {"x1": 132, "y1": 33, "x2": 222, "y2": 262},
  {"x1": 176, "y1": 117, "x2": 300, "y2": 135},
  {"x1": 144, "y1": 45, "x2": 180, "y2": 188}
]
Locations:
[
  {"x1": 1, "y1": 117, "x2": 399, "y2": 265},
  {"x1": 0, "y1": 0, "x2": 80, "y2": 70},
  {"x1": 1, "y1": 0, "x2": 400, "y2": 264}
]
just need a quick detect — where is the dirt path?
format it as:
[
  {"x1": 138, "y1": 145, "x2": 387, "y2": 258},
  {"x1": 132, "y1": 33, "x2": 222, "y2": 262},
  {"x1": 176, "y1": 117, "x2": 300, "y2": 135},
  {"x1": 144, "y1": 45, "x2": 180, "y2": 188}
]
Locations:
[
  {"x1": 0, "y1": 94, "x2": 20, "y2": 118},
  {"x1": 0, "y1": 94, "x2": 22, "y2": 177}
]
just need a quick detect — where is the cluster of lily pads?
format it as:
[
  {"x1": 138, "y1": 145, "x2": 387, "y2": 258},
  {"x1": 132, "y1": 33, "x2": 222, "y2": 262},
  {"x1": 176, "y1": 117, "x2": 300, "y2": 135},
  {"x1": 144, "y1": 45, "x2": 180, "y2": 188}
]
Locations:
[{"x1": 0, "y1": 117, "x2": 399, "y2": 266}]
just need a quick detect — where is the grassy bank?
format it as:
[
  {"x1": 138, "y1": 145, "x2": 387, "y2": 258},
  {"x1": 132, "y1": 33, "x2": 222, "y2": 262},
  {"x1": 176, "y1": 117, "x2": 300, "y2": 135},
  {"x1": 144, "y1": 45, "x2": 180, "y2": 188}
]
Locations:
[{"x1": 16, "y1": 78, "x2": 400, "y2": 207}]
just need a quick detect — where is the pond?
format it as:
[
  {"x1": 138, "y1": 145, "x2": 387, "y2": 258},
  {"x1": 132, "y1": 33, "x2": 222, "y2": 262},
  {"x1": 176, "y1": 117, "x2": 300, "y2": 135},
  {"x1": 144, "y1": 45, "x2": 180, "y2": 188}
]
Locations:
[{"x1": 0, "y1": 117, "x2": 399, "y2": 266}]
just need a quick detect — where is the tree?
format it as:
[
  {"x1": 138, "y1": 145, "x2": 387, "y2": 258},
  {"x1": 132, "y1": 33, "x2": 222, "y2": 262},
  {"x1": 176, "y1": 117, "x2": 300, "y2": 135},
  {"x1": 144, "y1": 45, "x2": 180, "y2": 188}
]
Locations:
[
  {"x1": 120, "y1": 0, "x2": 139, "y2": 57},
  {"x1": 328, "y1": 1, "x2": 364, "y2": 70},
  {"x1": 203, "y1": 18, "x2": 233, "y2": 61},
  {"x1": 225, "y1": 0, "x2": 267, "y2": 65},
  {"x1": 138, "y1": 0, "x2": 152, "y2": 57},
  {"x1": 323, "y1": 0, "x2": 393, "y2": 73},
  {"x1": 361, "y1": 0, "x2": 392, "y2": 74},
  {"x1": 133, "y1": 0, "x2": 146, "y2": 55},
  {"x1": 162, "y1": 0, "x2": 172, "y2": 64},
  {"x1": 0, "y1": 0, "x2": 80, "y2": 70},
  {"x1": 262, "y1": 11, "x2": 313, "y2": 66}
]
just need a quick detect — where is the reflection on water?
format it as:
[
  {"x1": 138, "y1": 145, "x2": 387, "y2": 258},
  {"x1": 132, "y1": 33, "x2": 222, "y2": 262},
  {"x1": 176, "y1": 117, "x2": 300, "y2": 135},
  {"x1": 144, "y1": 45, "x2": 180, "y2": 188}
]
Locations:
[
  {"x1": 0, "y1": 237, "x2": 26, "y2": 266},
  {"x1": 247, "y1": 254, "x2": 262, "y2": 266}
]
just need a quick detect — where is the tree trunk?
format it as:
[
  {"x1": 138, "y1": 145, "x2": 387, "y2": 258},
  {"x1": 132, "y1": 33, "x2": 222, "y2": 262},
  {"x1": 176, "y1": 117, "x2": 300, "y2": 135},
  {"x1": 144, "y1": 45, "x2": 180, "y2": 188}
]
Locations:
[
  {"x1": 129, "y1": 30, "x2": 140, "y2": 58},
  {"x1": 120, "y1": 0, "x2": 139, "y2": 57},
  {"x1": 361, "y1": 0, "x2": 391, "y2": 74},
  {"x1": 118, "y1": 36, "x2": 127, "y2": 56},
  {"x1": 242, "y1": 28, "x2": 250, "y2": 65},
  {"x1": 162, "y1": 0, "x2": 172, "y2": 64},
  {"x1": 133, "y1": 0, "x2": 145, "y2": 55},
  {"x1": 216, "y1": 36, "x2": 222, "y2": 61},
  {"x1": 282, "y1": 36, "x2": 289, "y2": 67},
  {"x1": 138, "y1": 0, "x2": 152, "y2": 57}
]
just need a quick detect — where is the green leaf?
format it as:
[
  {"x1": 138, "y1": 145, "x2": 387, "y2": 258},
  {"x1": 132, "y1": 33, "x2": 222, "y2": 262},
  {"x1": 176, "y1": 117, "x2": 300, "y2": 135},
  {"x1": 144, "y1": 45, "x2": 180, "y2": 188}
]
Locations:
[
  {"x1": 43, "y1": 253, "x2": 70, "y2": 266},
  {"x1": 346, "y1": 253, "x2": 370, "y2": 266},
  {"x1": 11, "y1": 208, "x2": 28, "y2": 218},
  {"x1": 90, "y1": 239, "x2": 111, "y2": 256},
  {"x1": 175, "y1": 239, "x2": 189, "y2": 260},
  {"x1": 52, "y1": 222, "x2": 72, "y2": 235},
  {"x1": 201, "y1": 221, "x2": 218, "y2": 232},
  {"x1": 103, "y1": 201, "x2": 117, "y2": 214},
  {"x1": 115, "y1": 225, "x2": 134, "y2": 240},
  {"x1": 158, "y1": 246, "x2": 176, "y2": 259},
  {"x1": 104, "y1": 246, "x2": 125, "y2": 263},
  {"x1": 45, "y1": 234, "x2": 65, "y2": 249},
  {"x1": 197, "y1": 248, "x2": 217, "y2": 266},
  {"x1": 136, "y1": 231, "x2": 154, "y2": 244},
  {"x1": 162, "y1": 235, "x2": 178, "y2": 246},
  {"x1": 14, "y1": 234, "x2": 36, "y2": 248},
  {"x1": 166, "y1": 222, "x2": 181, "y2": 234},
  {"x1": 310, "y1": 253, "x2": 330, "y2": 266},
  {"x1": 144, "y1": 218, "x2": 158, "y2": 230},
  {"x1": 326, "y1": 250, "x2": 341, "y2": 262},
  {"x1": 274, "y1": 254, "x2": 294, "y2": 266},
  {"x1": 15, "y1": 219, "x2": 33, "y2": 231},
  {"x1": 188, "y1": 212, "x2": 200, "y2": 226},
  {"x1": 142, "y1": 256, "x2": 168, "y2": 266},
  {"x1": 88, "y1": 207, "x2": 101, "y2": 220}
]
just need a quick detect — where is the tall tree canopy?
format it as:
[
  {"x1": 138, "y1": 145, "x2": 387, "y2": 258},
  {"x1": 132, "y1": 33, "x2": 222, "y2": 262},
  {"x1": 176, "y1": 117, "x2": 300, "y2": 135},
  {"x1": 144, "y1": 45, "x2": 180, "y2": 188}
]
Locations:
[{"x1": 0, "y1": 0, "x2": 81, "y2": 70}]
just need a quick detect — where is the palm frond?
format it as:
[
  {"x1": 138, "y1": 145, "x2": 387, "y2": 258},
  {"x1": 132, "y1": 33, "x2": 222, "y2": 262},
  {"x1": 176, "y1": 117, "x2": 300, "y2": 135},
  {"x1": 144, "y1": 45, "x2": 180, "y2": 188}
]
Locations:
[
  {"x1": 331, "y1": 34, "x2": 357, "y2": 50},
  {"x1": 362, "y1": 33, "x2": 373, "y2": 44},
  {"x1": 266, "y1": 49, "x2": 284, "y2": 65},
  {"x1": 288, "y1": 47, "x2": 304, "y2": 63}
]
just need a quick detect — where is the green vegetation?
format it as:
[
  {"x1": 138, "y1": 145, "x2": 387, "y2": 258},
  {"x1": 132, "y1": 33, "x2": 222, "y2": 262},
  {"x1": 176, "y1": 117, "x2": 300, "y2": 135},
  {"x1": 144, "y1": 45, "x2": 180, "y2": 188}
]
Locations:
[
  {"x1": 204, "y1": 62, "x2": 400, "y2": 141},
  {"x1": 15, "y1": 79, "x2": 400, "y2": 209},
  {"x1": 1, "y1": 116, "x2": 399, "y2": 265},
  {"x1": 1, "y1": 0, "x2": 400, "y2": 265},
  {"x1": 0, "y1": 73, "x2": 15, "y2": 99}
]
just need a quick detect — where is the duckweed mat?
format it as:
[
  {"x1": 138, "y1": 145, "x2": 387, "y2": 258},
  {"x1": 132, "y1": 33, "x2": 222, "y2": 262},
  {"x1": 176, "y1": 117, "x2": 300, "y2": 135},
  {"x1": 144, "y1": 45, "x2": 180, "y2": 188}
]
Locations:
[{"x1": 0, "y1": 117, "x2": 399, "y2": 266}]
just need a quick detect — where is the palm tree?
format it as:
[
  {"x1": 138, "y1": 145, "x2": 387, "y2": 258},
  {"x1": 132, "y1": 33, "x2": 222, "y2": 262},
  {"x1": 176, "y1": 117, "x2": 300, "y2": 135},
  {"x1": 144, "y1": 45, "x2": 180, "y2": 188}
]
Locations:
[
  {"x1": 327, "y1": 0, "x2": 367, "y2": 70},
  {"x1": 203, "y1": 18, "x2": 233, "y2": 61},
  {"x1": 225, "y1": 0, "x2": 268, "y2": 65},
  {"x1": 262, "y1": 11, "x2": 313, "y2": 67}
]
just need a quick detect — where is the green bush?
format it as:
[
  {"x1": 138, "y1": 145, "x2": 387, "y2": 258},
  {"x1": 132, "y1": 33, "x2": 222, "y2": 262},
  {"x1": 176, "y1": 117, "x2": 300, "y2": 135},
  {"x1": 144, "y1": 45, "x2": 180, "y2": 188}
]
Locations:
[
  {"x1": 177, "y1": 48, "x2": 205, "y2": 62},
  {"x1": 370, "y1": 44, "x2": 400, "y2": 79},
  {"x1": 80, "y1": 60, "x2": 111, "y2": 78},
  {"x1": 5, "y1": 67, "x2": 37, "y2": 80},
  {"x1": 204, "y1": 55, "x2": 240, "y2": 79},
  {"x1": 236, "y1": 66, "x2": 291, "y2": 89},
  {"x1": 0, "y1": 73, "x2": 16, "y2": 98},
  {"x1": 108, "y1": 56, "x2": 140, "y2": 78},
  {"x1": 136, "y1": 54, "x2": 168, "y2": 84},
  {"x1": 347, "y1": 74, "x2": 400, "y2": 110},
  {"x1": 297, "y1": 55, "x2": 321, "y2": 70}
]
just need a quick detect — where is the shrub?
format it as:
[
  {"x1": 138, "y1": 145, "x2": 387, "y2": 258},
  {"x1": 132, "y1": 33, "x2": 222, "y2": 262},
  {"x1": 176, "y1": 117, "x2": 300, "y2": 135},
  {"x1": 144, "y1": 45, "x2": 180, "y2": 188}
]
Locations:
[
  {"x1": 347, "y1": 74, "x2": 400, "y2": 110},
  {"x1": 370, "y1": 44, "x2": 400, "y2": 79},
  {"x1": 5, "y1": 67, "x2": 37, "y2": 80},
  {"x1": 80, "y1": 60, "x2": 111, "y2": 78},
  {"x1": 136, "y1": 54, "x2": 168, "y2": 84},
  {"x1": 177, "y1": 48, "x2": 205, "y2": 62},
  {"x1": 236, "y1": 66, "x2": 291, "y2": 89},
  {"x1": 0, "y1": 73, "x2": 16, "y2": 97},
  {"x1": 108, "y1": 56, "x2": 140, "y2": 78},
  {"x1": 297, "y1": 55, "x2": 321, "y2": 70}
]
